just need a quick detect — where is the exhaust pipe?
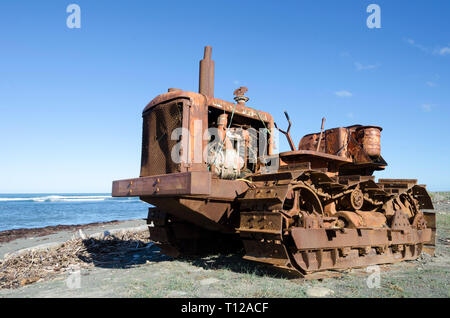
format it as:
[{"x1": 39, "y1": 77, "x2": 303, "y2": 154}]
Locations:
[{"x1": 199, "y1": 46, "x2": 215, "y2": 97}]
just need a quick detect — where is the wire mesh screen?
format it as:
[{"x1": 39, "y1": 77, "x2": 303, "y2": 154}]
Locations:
[{"x1": 140, "y1": 102, "x2": 183, "y2": 176}]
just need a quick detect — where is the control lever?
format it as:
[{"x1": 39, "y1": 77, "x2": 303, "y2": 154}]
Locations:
[
  {"x1": 274, "y1": 111, "x2": 296, "y2": 151},
  {"x1": 316, "y1": 117, "x2": 326, "y2": 152}
]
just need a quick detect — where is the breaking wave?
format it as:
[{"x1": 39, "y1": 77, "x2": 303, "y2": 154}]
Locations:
[{"x1": 0, "y1": 195, "x2": 135, "y2": 203}]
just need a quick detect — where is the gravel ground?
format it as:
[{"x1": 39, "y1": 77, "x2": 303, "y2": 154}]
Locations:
[{"x1": 0, "y1": 199, "x2": 448, "y2": 298}]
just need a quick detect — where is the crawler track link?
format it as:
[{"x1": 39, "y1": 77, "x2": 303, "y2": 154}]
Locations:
[{"x1": 237, "y1": 170, "x2": 435, "y2": 277}]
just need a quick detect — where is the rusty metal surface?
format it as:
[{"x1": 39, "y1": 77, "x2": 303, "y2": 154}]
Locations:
[
  {"x1": 140, "y1": 101, "x2": 183, "y2": 176},
  {"x1": 111, "y1": 45, "x2": 435, "y2": 278},
  {"x1": 356, "y1": 126, "x2": 382, "y2": 157},
  {"x1": 290, "y1": 228, "x2": 431, "y2": 250},
  {"x1": 279, "y1": 149, "x2": 353, "y2": 163},
  {"x1": 236, "y1": 170, "x2": 434, "y2": 276},
  {"x1": 199, "y1": 46, "x2": 214, "y2": 97},
  {"x1": 112, "y1": 171, "x2": 212, "y2": 197},
  {"x1": 142, "y1": 90, "x2": 273, "y2": 125}
]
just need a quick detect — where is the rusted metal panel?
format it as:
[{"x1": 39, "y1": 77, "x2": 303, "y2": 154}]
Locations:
[
  {"x1": 423, "y1": 211, "x2": 436, "y2": 255},
  {"x1": 337, "y1": 175, "x2": 375, "y2": 186},
  {"x1": 356, "y1": 126, "x2": 382, "y2": 157},
  {"x1": 291, "y1": 228, "x2": 431, "y2": 250},
  {"x1": 378, "y1": 179, "x2": 417, "y2": 188},
  {"x1": 199, "y1": 46, "x2": 214, "y2": 97},
  {"x1": 238, "y1": 212, "x2": 283, "y2": 234},
  {"x1": 291, "y1": 228, "x2": 389, "y2": 250},
  {"x1": 144, "y1": 197, "x2": 234, "y2": 232},
  {"x1": 241, "y1": 241, "x2": 290, "y2": 267},
  {"x1": 112, "y1": 171, "x2": 212, "y2": 197},
  {"x1": 210, "y1": 178, "x2": 249, "y2": 200},
  {"x1": 292, "y1": 245, "x2": 422, "y2": 273},
  {"x1": 142, "y1": 91, "x2": 273, "y2": 126},
  {"x1": 423, "y1": 211, "x2": 436, "y2": 229},
  {"x1": 279, "y1": 150, "x2": 353, "y2": 163}
]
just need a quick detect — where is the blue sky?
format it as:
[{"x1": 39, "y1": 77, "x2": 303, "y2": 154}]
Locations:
[{"x1": 0, "y1": 0, "x2": 449, "y2": 193}]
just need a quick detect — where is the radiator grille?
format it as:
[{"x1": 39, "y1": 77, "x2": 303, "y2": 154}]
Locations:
[{"x1": 140, "y1": 102, "x2": 183, "y2": 176}]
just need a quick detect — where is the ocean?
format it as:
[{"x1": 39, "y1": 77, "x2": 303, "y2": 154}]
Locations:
[{"x1": 0, "y1": 194, "x2": 149, "y2": 232}]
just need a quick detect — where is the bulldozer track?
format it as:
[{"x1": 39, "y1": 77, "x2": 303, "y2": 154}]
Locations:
[{"x1": 236, "y1": 170, "x2": 435, "y2": 277}]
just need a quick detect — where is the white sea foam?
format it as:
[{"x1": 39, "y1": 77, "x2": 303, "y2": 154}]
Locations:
[
  {"x1": 0, "y1": 198, "x2": 28, "y2": 202},
  {"x1": 0, "y1": 195, "x2": 119, "y2": 203}
]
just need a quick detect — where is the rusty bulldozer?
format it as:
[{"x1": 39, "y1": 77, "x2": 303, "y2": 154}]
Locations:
[{"x1": 112, "y1": 46, "x2": 436, "y2": 277}]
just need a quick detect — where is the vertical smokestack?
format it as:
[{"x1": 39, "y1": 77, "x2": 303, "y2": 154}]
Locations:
[{"x1": 199, "y1": 46, "x2": 215, "y2": 97}]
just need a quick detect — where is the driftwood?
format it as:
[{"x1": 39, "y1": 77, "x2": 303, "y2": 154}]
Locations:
[{"x1": 0, "y1": 230, "x2": 153, "y2": 289}]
